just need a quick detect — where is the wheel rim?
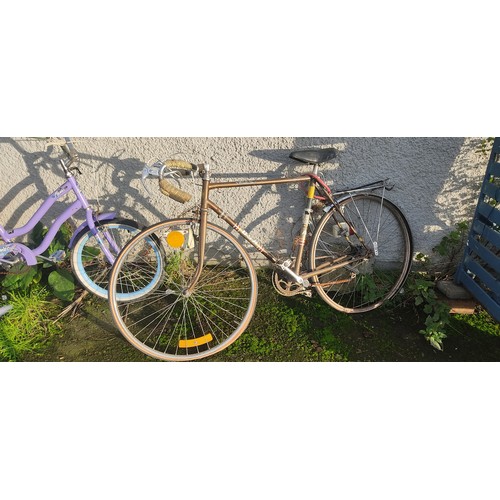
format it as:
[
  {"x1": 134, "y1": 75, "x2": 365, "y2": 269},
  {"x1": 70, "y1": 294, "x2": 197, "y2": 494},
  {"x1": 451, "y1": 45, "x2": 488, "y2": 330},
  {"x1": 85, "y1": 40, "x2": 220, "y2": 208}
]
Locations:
[
  {"x1": 73, "y1": 223, "x2": 142, "y2": 299},
  {"x1": 311, "y1": 195, "x2": 412, "y2": 312},
  {"x1": 109, "y1": 220, "x2": 257, "y2": 361}
]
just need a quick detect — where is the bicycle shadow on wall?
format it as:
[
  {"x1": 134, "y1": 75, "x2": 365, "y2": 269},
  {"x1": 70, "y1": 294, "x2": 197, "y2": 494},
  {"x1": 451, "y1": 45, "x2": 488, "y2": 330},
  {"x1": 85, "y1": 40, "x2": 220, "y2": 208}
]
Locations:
[
  {"x1": 0, "y1": 138, "x2": 169, "y2": 232},
  {"x1": 1, "y1": 137, "x2": 478, "y2": 262},
  {"x1": 0, "y1": 138, "x2": 59, "y2": 230}
]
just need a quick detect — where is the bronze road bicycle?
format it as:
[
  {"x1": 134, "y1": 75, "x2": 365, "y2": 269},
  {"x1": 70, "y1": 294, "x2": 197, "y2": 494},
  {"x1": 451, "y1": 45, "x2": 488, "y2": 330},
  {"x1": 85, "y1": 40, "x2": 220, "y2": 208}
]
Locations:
[{"x1": 108, "y1": 148, "x2": 413, "y2": 361}]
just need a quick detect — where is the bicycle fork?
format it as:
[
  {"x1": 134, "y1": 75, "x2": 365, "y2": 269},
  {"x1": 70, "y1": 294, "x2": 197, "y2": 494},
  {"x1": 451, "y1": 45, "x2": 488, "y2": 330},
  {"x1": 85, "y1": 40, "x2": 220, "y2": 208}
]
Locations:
[{"x1": 183, "y1": 166, "x2": 212, "y2": 296}]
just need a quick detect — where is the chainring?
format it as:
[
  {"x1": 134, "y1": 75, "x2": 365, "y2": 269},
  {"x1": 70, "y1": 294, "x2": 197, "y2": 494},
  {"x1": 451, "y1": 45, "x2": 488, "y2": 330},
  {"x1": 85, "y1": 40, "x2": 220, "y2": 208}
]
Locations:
[{"x1": 272, "y1": 270, "x2": 311, "y2": 297}]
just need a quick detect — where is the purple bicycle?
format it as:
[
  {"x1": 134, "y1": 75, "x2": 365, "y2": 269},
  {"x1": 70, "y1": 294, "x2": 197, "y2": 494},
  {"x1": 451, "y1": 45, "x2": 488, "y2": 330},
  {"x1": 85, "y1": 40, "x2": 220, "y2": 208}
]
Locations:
[{"x1": 0, "y1": 138, "x2": 144, "y2": 299}]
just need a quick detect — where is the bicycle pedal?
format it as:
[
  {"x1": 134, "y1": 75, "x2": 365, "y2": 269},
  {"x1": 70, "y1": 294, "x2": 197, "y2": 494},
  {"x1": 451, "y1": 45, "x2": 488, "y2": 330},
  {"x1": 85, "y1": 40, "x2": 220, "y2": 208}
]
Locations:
[
  {"x1": 49, "y1": 250, "x2": 66, "y2": 262},
  {"x1": 0, "y1": 251, "x2": 21, "y2": 269}
]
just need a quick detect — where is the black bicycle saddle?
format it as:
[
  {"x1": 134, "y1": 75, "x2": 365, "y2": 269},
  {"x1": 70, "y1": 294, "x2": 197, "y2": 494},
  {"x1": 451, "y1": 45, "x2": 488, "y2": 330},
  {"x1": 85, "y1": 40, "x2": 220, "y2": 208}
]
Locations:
[{"x1": 289, "y1": 147, "x2": 337, "y2": 165}]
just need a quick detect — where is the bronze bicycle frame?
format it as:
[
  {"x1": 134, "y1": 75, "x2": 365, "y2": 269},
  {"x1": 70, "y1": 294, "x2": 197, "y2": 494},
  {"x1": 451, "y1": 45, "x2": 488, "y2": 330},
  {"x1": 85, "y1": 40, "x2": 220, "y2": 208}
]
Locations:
[
  {"x1": 184, "y1": 164, "x2": 369, "y2": 294},
  {"x1": 208, "y1": 175, "x2": 313, "y2": 265}
]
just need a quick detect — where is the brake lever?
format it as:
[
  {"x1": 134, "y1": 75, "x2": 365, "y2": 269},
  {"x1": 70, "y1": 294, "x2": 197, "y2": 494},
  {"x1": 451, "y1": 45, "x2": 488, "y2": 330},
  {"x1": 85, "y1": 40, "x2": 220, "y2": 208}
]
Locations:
[
  {"x1": 70, "y1": 166, "x2": 83, "y2": 175},
  {"x1": 69, "y1": 158, "x2": 92, "y2": 176},
  {"x1": 141, "y1": 161, "x2": 184, "y2": 196},
  {"x1": 141, "y1": 164, "x2": 161, "y2": 196}
]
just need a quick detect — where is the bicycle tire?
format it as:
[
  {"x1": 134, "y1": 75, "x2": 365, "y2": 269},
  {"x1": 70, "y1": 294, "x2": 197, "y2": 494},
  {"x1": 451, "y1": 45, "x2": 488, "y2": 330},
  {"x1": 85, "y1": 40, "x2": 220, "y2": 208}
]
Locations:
[
  {"x1": 309, "y1": 194, "x2": 412, "y2": 313},
  {"x1": 70, "y1": 219, "x2": 146, "y2": 299},
  {"x1": 108, "y1": 219, "x2": 258, "y2": 361}
]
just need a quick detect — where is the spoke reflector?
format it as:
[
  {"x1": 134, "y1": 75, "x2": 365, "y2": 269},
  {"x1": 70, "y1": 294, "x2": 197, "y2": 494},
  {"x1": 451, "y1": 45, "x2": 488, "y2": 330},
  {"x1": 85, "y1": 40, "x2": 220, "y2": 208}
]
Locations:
[{"x1": 178, "y1": 333, "x2": 213, "y2": 348}]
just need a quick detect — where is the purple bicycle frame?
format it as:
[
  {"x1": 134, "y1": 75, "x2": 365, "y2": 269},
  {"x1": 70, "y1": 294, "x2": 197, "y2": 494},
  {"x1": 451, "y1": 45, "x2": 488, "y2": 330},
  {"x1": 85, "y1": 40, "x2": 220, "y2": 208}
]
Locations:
[{"x1": 0, "y1": 175, "x2": 117, "y2": 266}]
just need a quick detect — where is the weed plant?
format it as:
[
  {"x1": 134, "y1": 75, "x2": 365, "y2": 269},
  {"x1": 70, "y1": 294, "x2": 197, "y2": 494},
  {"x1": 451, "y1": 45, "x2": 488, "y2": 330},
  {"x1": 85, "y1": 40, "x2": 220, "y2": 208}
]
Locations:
[{"x1": 393, "y1": 222, "x2": 473, "y2": 350}]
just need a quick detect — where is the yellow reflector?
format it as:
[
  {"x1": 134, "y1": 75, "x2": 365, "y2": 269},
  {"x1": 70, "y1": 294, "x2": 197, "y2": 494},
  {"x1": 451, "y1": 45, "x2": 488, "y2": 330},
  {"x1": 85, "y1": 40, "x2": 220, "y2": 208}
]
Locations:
[
  {"x1": 178, "y1": 333, "x2": 213, "y2": 348},
  {"x1": 307, "y1": 185, "x2": 316, "y2": 199},
  {"x1": 166, "y1": 231, "x2": 185, "y2": 248}
]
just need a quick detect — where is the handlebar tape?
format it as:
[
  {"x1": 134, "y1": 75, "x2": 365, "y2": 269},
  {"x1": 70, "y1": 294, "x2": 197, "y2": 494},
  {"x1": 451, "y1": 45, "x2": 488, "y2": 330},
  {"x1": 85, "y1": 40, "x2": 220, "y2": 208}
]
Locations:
[
  {"x1": 163, "y1": 160, "x2": 197, "y2": 171},
  {"x1": 159, "y1": 179, "x2": 192, "y2": 204}
]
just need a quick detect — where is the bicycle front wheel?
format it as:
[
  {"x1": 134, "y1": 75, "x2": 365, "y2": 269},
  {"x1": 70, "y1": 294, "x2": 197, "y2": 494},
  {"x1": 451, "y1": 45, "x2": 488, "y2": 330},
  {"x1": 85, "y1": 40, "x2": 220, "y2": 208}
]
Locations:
[
  {"x1": 108, "y1": 219, "x2": 258, "y2": 361},
  {"x1": 70, "y1": 219, "x2": 142, "y2": 299},
  {"x1": 310, "y1": 194, "x2": 412, "y2": 313}
]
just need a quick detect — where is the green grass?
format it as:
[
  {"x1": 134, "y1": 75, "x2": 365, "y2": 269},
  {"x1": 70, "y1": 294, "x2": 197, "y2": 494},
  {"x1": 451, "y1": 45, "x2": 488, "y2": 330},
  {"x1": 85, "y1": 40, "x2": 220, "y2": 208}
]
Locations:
[
  {"x1": 208, "y1": 270, "x2": 500, "y2": 362},
  {"x1": 0, "y1": 286, "x2": 62, "y2": 361},
  {"x1": 452, "y1": 310, "x2": 500, "y2": 337},
  {"x1": 213, "y1": 276, "x2": 351, "y2": 362}
]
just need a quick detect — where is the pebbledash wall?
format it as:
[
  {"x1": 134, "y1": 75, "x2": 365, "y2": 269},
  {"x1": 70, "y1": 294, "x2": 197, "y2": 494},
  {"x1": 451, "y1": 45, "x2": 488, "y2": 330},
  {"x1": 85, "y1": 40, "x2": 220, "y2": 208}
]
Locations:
[{"x1": 0, "y1": 137, "x2": 488, "y2": 262}]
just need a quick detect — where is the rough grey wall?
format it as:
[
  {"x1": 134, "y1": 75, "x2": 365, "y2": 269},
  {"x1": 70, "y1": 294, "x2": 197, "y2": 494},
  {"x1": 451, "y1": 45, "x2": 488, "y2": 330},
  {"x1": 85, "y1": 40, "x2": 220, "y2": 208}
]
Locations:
[{"x1": 0, "y1": 137, "x2": 487, "y2": 262}]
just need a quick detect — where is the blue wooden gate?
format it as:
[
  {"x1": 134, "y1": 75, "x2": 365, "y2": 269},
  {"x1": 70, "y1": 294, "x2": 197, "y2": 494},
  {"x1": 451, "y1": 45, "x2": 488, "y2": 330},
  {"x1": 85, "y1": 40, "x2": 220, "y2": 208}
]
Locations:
[{"x1": 455, "y1": 137, "x2": 500, "y2": 322}]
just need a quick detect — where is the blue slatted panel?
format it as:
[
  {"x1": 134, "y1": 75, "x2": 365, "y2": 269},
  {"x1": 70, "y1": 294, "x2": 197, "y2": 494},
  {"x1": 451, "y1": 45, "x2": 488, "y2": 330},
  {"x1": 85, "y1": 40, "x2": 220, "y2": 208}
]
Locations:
[{"x1": 456, "y1": 138, "x2": 500, "y2": 322}]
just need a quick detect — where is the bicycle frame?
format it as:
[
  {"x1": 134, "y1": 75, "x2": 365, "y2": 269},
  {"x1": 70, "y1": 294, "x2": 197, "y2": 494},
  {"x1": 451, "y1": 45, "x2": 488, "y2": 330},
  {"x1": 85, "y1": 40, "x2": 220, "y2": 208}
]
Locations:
[
  {"x1": 185, "y1": 164, "x2": 388, "y2": 293},
  {"x1": 0, "y1": 169, "x2": 117, "y2": 267}
]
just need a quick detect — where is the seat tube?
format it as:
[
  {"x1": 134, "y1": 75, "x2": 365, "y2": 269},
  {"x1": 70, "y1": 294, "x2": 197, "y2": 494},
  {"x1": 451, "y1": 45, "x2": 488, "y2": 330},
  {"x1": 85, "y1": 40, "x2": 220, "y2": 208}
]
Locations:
[{"x1": 293, "y1": 164, "x2": 320, "y2": 274}]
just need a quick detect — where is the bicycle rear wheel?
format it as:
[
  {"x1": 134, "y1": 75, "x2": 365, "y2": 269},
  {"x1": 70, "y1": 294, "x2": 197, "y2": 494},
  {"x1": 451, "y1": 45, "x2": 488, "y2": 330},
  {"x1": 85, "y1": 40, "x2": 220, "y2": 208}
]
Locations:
[
  {"x1": 309, "y1": 194, "x2": 412, "y2": 313},
  {"x1": 108, "y1": 219, "x2": 258, "y2": 361}
]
